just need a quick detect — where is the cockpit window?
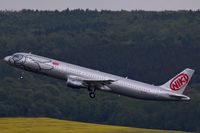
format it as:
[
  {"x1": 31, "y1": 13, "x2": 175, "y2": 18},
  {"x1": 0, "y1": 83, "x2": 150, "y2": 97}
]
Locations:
[{"x1": 13, "y1": 54, "x2": 23, "y2": 61}]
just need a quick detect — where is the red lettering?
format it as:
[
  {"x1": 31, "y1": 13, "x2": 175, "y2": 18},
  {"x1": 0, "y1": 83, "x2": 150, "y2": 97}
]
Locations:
[{"x1": 170, "y1": 73, "x2": 189, "y2": 91}]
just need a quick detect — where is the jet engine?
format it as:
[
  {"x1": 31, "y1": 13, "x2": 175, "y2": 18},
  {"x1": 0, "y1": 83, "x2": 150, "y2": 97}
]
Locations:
[{"x1": 66, "y1": 76, "x2": 86, "y2": 89}]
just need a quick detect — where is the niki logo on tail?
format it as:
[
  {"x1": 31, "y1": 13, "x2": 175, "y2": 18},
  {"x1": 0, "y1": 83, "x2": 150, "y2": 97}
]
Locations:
[{"x1": 170, "y1": 73, "x2": 189, "y2": 91}]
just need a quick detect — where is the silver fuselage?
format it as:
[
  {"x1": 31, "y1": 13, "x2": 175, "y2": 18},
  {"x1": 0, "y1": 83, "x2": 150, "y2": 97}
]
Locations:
[{"x1": 4, "y1": 53, "x2": 190, "y2": 101}]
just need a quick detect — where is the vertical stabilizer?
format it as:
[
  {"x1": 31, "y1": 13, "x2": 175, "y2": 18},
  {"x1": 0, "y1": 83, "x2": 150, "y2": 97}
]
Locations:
[{"x1": 160, "y1": 68, "x2": 194, "y2": 94}]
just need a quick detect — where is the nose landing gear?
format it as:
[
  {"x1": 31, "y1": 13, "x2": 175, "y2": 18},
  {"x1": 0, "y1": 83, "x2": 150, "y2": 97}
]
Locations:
[
  {"x1": 20, "y1": 75, "x2": 24, "y2": 79},
  {"x1": 18, "y1": 71, "x2": 24, "y2": 79}
]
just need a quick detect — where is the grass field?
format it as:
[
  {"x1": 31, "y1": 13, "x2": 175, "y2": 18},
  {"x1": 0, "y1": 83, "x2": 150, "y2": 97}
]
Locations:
[{"x1": 0, "y1": 118, "x2": 190, "y2": 133}]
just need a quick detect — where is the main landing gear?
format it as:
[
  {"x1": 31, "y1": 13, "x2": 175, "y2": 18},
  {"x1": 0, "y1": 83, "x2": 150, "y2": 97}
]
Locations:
[
  {"x1": 89, "y1": 92, "x2": 95, "y2": 98},
  {"x1": 88, "y1": 87, "x2": 96, "y2": 99}
]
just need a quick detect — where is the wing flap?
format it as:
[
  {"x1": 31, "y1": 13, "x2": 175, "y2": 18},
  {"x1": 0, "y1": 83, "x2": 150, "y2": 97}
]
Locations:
[
  {"x1": 83, "y1": 79, "x2": 116, "y2": 85},
  {"x1": 83, "y1": 79, "x2": 116, "y2": 91}
]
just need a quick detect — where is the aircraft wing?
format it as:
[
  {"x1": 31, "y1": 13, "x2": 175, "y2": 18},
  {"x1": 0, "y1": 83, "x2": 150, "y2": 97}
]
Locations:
[
  {"x1": 67, "y1": 75, "x2": 116, "y2": 88},
  {"x1": 83, "y1": 79, "x2": 116, "y2": 86}
]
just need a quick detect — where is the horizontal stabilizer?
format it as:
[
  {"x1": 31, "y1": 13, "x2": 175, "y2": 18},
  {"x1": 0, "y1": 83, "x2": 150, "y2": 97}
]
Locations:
[{"x1": 168, "y1": 93, "x2": 190, "y2": 100}]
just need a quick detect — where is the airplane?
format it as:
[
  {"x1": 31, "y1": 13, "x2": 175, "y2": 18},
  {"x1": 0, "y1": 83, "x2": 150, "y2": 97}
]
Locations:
[{"x1": 3, "y1": 52, "x2": 195, "y2": 101}]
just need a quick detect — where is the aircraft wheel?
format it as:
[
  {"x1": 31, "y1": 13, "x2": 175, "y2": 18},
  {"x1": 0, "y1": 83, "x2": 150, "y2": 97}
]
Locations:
[
  {"x1": 18, "y1": 75, "x2": 24, "y2": 80},
  {"x1": 89, "y1": 92, "x2": 95, "y2": 98},
  {"x1": 19, "y1": 71, "x2": 24, "y2": 79}
]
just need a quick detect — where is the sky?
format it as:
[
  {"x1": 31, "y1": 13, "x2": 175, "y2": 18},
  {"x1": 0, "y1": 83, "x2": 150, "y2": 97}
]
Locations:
[{"x1": 0, "y1": 0, "x2": 199, "y2": 11}]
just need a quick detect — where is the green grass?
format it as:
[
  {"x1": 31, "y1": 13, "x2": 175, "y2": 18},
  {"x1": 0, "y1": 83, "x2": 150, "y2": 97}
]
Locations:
[{"x1": 0, "y1": 118, "x2": 190, "y2": 133}]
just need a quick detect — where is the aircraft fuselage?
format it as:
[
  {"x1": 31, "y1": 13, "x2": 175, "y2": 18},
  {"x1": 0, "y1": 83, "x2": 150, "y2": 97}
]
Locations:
[{"x1": 4, "y1": 53, "x2": 193, "y2": 101}]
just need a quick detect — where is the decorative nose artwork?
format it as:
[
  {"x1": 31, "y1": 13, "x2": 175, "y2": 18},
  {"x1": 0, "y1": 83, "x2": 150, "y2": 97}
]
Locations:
[{"x1": 10, "y1": 54, "x2": 54, "y2": 72}]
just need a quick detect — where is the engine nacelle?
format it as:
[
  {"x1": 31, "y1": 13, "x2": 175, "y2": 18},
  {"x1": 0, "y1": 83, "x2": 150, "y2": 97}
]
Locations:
[{"x1": 66, "y1": 76, "x2": 86, "y2": 89}]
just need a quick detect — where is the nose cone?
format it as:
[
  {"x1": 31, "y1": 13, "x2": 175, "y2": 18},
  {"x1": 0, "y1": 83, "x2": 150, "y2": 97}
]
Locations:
[{"x1": 3, "y1": 56, "x2": 10, "y2": 62}]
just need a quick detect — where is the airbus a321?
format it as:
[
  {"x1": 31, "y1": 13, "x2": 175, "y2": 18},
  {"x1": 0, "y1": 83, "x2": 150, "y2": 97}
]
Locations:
[{"x1": 3, "y1": 52, "x2": 194, "y2": 101}]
